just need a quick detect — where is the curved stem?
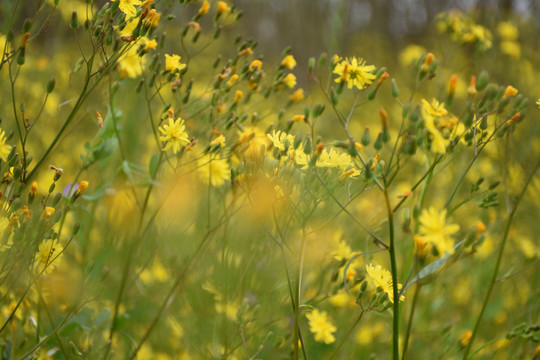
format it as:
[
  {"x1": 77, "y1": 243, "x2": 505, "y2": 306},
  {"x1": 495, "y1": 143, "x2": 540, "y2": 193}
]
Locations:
[{"x1": 462, "y1": 157, "x2": 540, "y2": 359}]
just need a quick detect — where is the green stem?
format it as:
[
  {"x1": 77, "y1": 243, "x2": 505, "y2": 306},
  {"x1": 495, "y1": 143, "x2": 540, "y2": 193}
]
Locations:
[
  {"x1": 462, "y1": 157, "x2": 540, "y2": 359},
  {"x1": 401, "y1": 284, "x2": 421, "y2": 360},
  {"x1": 383, "y1": 181, "x2": 399, "y2": 360},
  {"x1": 328, "y1": 310, "x2": 365, "y2": 360}
]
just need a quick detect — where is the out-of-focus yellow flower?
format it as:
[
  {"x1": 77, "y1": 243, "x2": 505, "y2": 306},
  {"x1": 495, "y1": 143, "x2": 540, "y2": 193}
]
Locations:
[
  {"x1": 419, "y1": 207, "x2": 459, "y2": 256},
  {"x1": 145, "y1": 9, "x2": 161, "y2": 28},
  {"x1": 289, "y1": 88, "x2": 304, "y2": 102},
  {"x1": 42, "y1": 207, "x2": 55, "y2": 219},
  {"x1": 198, "y1": 0, "x2": 210, "y2": 16},
  {"x1": 503, "y1": 85, "x2": 518, "y2": 98},
  {"x1": 500, "y1": 40, "x2": 521, "y2": 59},
  {"x1": 233, "y1": 90, "x2": 243, "y2": 103},
  {"x1": 333, "y1": 57, "x2": 376, "y2": 90},
  {"x1": 118, "y1": 46, "x2": 146, "y2": 78},
  {"x1": 217, "y1": 1, "x2": 229, "y2": 15},
  {"x1": 0, "y1": 129, "x2": 11, "y2": 161},
  {"x1": 117, "y1": 0, "x2": 142, "y2": 18},
  {"x1": 0, "y1": 215, "x2": 13, "y2": 252},
  {"x1": 159, "y1": 117, "x2": 190, "y2": 154},
  {"x1": 283, "y1": 73, "x2": 296, "y2": 88},
  {"x1": 35, "y1": 239, "x2": 63, "y2": 275},
  {"x1": 497, "y1": 21, "x2": 519, "y2": 41},
  {"x1": 398, "y1": 44, "x2": 426, "y2": 67},
  {"x1": 165, "y1": 54, "x2": 186, "y2": 73},
  {"x1": 355, "y1": 322, "x2": 384, "y2": 345},
  {"x1": 306, "y1": 309, "x2": 337, "y2": 344},
  {"x1": 366, "y1": 263, "x2": 404, "y2": 303},
  {"x1": 197, "y1": 155, "x2": 230, "y2": 187},
  {"x1": 292, "y1": 114, "x2": 305, "y2": 123},
  {"x1": 249, "y1": 59, "x2": 262, "y2": 71},
  {"x1": 210, "y1": 134, "x2": 226, "y2": 148},
  {"x1": 281, "y1": 55, "x2": 296, "y2": 70},
  {"x1": 460, "y1": 330, "x2": 473, "y2": 347},
  {"x1": 143, "y1": 38, "x2": 157, "y2": 52},
  {"x1": 536, "y1": 99, "x2": 540, "y2": 109}
]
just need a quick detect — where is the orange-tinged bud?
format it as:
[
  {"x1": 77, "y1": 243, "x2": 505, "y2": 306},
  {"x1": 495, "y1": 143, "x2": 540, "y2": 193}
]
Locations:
[
  {"x1": 354, "y1": 142, "x2": 363, "y2": 152},
  {"x1": 460, "y1": 330, "x2": 473, "y2": 347},
  {"x1": 424, "y1": 53, "x2": 435, "y2": 66},
  {"x1": 503, "y1": 85, "x2": 518, "y2": 98},
  {"x1": 96, "y1": 111, "x2": 104, "y2": 128},
  {"x1": 292, "y1": 114, "x2": 305, "y2": 123},
  {"x1": 234, "y1": 90, "x2": 243, "y2": 103},
  {"x1": 377, "y1": 71, "x2": 389, "y2": 86},
  {"x1": 21, "y1": 33, "x2": 30, "y2": 48},
  {"x1": 226, "y1": 73, "x2": 239, "y2": 87},
  {"x1": 30, "y1": 181, "x2": 38, "y2": 195},
  {"x1": 238, "y1": 47, "x2": 253, "y2": 57},
  {"x1": 198, "y1": 0, "x2": 210, "y2": 16},
  {"x1": 379, "y1": 107, "x2": 388, "y2": 128},
  {"x1": 476, "y1": 221, "x2": 486, "y2": 235},
  {"x1": 468, "y1": 76, "x2": 477, "y2": 96},
  {"x1": 508, "y1": 112, "x2": 521, "y2": 124},
  {"x1": 448, "y1": 74, "x2": 457, "y2": 95},
  {"x1": 316, "y1": 142, "x2": 324, "y2": 154}
]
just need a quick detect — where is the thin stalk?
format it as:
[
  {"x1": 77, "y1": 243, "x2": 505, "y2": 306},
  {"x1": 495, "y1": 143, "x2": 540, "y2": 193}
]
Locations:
[
  {"x1": 462, "y1": 157, "x2": 540, "y2": 359},
  {"x1": 401, "y1": 283, "x2": 421, "y2": 360},
  {"x1": 383, "y1": 181, "x2": 400, "y2": 360},
  {"x1": 328, "y1": 310, "x2": 365, "y2": 360}
]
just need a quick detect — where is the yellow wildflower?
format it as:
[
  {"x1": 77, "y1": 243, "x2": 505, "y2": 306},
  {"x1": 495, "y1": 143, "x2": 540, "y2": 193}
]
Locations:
[
  {"x1": 281, "y1": 55, "x2": 296, "y2": 70},
  {"x1": 283, "y1": 73, "x2": 296, "y2": 88},
  {"x1": 306, "y1": 309, "x2": 337, "y2": 344},
  {"x1": 537, "y1": 99, "x2": 540, "y2": 109},
  {"x1": 421, "y1": 99, "x2": 451, "y2": 154},
  {"x1": 210, "y1": 134, "x2": 226, "y2": 148},
  {"x1": 497, "y1": 21, "x2": 519, "y2": 41},
  {"x1": 118, "y1": 46, "x2": 146, "y2": 78},
  {"x1": 217, "y1": 1, "x2": 229, "y2": 15},
  {"x1": 233, "y1": 90, "x2": 243, "y2": 103},
  {"x1": 289, "y1": 88, "x2": 304, "y2": 102},
  {"x1": 118, "y1": 0, "x2": 142, "y2": 18},
  {"x1": 34, "y1": 239, "x2": 63, "y2": 275},
  {"x1": 143, "y1": 38, "x2": 157, "y2": 52},
  {"x1": 0, "y1": 215, "x2": 13, "y2": 252},
  {"x1": 419, "y1": 207, "x2": 459, "y2": 256},
  {"x1": 503, "y1": 85, "x2": 518, "y2": 98},
  {"x1": 0, "y1": 129, "x2": 11, "y2": 161},
  {"x1": 366, "y1": 263, "x2": 405, "y2": 303},
  {"x1": 460, "y1": 330, "x2": 473, "y2": 347},
  {"x1": 333, "y1": 57, "x2": 376, "y2": 90},
  {"x1": 198, "y1": 0, "x2": 210, "y2": 16},
  {"x1": 42, "y1": 207, "x2": 55, "y2": 219},
  {"x1": 249, "y1": 59, "x2": 262, "y2": 71},
  {"x1": 159, "y1": 117, "x2": 190, "y2": 154},
  {"x1": 292, "y1": 114, "x2": 305, "y2": 123},
  {"x1": 165, "y1": 54, "x2": 186, "y2": 73},
  {"x1": 197, "y1": 155, "x2": 230, "y2": 187}
]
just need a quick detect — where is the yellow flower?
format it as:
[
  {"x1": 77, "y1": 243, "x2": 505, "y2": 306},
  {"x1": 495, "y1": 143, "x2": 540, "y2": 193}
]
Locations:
[
  {"x1": 289, "y1": 88, "x2": 304, "y2": 103},
  {"x1": 118, "y1": 46, "x2": 146, "y2": 78},
  {"x1": 118, "y1": 0, "x2": 142, "y2": 18},
  {"x1": 0, "y1": 215, "x2": 13, "y2": 252},
  {"x1": 159, "y1": 117, "x2": 190, "y2": 154},
  {"x1": 537, "y1": 99, "x2": 540, "y2": 109},
  {"x1": 143, "y1": 38, "x2": 157, "y2": 52},
  {"x1": 217, "y1": 1, "x2": 229, "y2": 15},
  {"x1": 0, "y1": 129, "x2": 12, "y2": 161},
  {"x1": 283, "y1": 73, "x2": 296, "y2": 88},
  {"x1": 497, "y1": 21, "x2": 519, "y2": 41},
  {"x1": 421, "y1": 99, "x2": 451, "y2": 154},
  {"x1": 398, "y1": 44, "x2": 426, "y2": 67},
  {"x1": 503, "y1": 85, "x2": 518, "y2": 98},
  {"x1": 419, "y1": 207, "x2": 460, "y2": 256},
  {"x1": 42, "y1": 207, "x2": 55, "y2": 219},
  {"x1": 197, "y1": 155, "x2": 230, "y2": 187},
  {"x1": 198, "y1": 0, "x2": 210, "y2": 16},
  {"x1": 333, "y1": 57, "x2": 376, "y2": 90},
  {"x1": 267, "y1": 130, "x2": 295, "y2": 152},
  {"x1": 34, "y1": 239, "x2": 63, "y2": 275},
  {"x1": 366, "y1": 263, "x2": 404, "y2": 303},
  {"x1": 306, "y1": 309, "x2": 337, "y2": 344},
  {"x1": 281, "y1": 55, "x2": 296, "y2": 70},
  {"x1": 165, "y1": 54, "x2": 186, "y2": 73},
  {"x1": 249, "y1": 60, "x2": 262, "y2": 71},
  {"x1": 500, "y1": 40, "x2": 521, "y2": 59},
  {"x1": 210, "y1": 134, "x2": 226, "y2": 148}
]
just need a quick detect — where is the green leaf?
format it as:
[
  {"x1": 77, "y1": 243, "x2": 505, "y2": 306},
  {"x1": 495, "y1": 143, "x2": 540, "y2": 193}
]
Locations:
[{"x1": 149, "y1": 154, "x2": 159, "y2": 179}]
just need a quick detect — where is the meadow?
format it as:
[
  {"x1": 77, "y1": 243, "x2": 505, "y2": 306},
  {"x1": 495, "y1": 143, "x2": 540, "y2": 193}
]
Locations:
[{"x1": 0, "y1": 0, "x2": 539, "y2": 359}]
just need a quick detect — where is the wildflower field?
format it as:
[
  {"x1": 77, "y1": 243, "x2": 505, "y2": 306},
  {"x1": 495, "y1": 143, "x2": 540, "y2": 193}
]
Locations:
[{"x1": 1, "y1": 0, "x2": 540, "y2": 359}]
